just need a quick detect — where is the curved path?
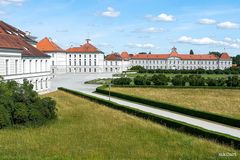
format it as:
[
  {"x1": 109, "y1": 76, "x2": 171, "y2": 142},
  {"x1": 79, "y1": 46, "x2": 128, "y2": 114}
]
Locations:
[{"x1": 51, "y1": 73, "x2": 240, "y2": 139}]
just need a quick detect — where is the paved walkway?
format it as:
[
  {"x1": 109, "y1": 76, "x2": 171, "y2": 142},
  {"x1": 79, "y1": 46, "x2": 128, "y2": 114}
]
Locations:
[
  {"x1": 50, "y1": 73, "x2": 240, "y2": 139},
  {"x1": 82, "y1": 91, "x2": 240, "y2": 139}
]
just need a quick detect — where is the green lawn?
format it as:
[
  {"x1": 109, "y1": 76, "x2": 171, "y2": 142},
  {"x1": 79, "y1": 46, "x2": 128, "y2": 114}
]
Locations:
[
  {"x1": 0, "y1": 91, "x2": 238, "y2": 159},
  {"x1": 109, "y1": 87, "x2": 240, "y2": 119}
]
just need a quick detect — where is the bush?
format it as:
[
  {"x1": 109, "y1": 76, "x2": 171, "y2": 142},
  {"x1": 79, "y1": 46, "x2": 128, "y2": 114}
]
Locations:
[
  {"x1": 188, "y1": 75, "x2": 206, "y2": 86},
  {"x1": 130, "y1": 66, "x2": 146, "y2": 73},
  {"x1": 206, "y1": 78, "x2": 218, "y2": 86},
  {"x1": 134, "y1": 75, "x2": 151, "y2": 85},
  {"x1": 151, "y1": 74, "x2": 169, "y2": 85},
  {"x1": 0, "y1": 80, "x2": 57, "y2": 129},
  {"x1": 171, "y1": 75, "x2": 187, "y2": 86},
  {"x1": 226, "y1": 76, "x2": 240, "y2": 87},
  {"x1": 0, "y1": 105, "x2": 11, "y2": 128},
  {"x1": 13, "y1": 103, "x2": 29, "y2": 124},
  {"x1": 112, "y1": 78, "x2": 132, "y2": 85}
]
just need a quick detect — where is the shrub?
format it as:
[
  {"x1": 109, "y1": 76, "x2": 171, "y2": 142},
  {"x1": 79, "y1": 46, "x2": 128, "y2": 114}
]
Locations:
[
  {"x1": 151, "y1": 74, "x2": 169, "y2": 85},
  {"x1": 171, "y1": 75, "x2": 187, "y2": 86},
  {"x1": 130, "y1": 66, "x2": 146, "y2": 73},
  {"x1": 112, "y1": 78, "x2": 132, "y2": 85},
  {"x1": 226, "y1": 76, "x2": 239, "y2": 87},
  {"x1": 0, "y1": 105, "x2": 11, "y2": 128},
  {"x1": 0, "y1": 79, "x2": 57, "y2": 129},
  {"x1": 206, "y1": 78, "x2": 218, "y2": 86},
  {"x1": 13, "y1": 103, "x2": 29, "y2": 124},
  {"x1": 188, "y1": 75, "x2": 206, "y2": 86}
]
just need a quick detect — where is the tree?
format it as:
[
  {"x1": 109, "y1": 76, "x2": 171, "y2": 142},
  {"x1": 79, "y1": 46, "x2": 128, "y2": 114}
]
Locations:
[
  {"x1": 171, "y1": 75, "x2": 187, "y2": 86},
  {"x1": 112, "y1": 78, "x2": 132, "y2": 85},
  {"x1": 190, "y1": 49, "x2": 194, "y2": 55},
  {"x1": 151, "y1": 74, "x2": 169, "y2": 85},
  {"x1": 209, "y1": 51, "x2": 221, "y2": 57}
]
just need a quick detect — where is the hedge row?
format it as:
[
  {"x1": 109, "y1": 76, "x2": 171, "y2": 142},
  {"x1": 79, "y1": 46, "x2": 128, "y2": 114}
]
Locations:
[
  {"x1": 96, "y1": 86, "x2": 240, "y2": 128},
  {"x1": 112, "y1": 75, "x2": 240, "y2": 87},
  {"x1": 59, "y1": 87, "x2": 240, "y2": 149},
  {"x1": 130, "y1": 66, "x2": 240, "y2": 74}
]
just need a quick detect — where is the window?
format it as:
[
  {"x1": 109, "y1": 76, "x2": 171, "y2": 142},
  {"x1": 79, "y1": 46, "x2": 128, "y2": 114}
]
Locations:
[
  {"x1": 79, "y1": 59, "x2": 81, "y2": 66},
  {"x1": 69, "y1": 60, "x2": 71, "y2": 66},
  {"x1": 23, "y1": 60, "x2": 26, "y2": 73},
  {"x1": 45, "y1": 79, "x2": 48, "y2": 88},
  {"x1": 40, "y1": 79, "x2": 43, "y2": 89},
  {"x1": 29, "y1": 60, "x2": 32, "y2": 73},
  {"x1": 52, "y1": 61, "x2": 55, "y2": 66},
  {"x1": 35, "y1": 60, "x2": 38, "y2": 72},
  {"x1": 84, "y1": 59, "x2": 86, "y2": 66},
  {"x1": 74, "y1": 60, "x2": 76, "y2": 66},
  {"x1": 5, "y1": 59, "x2": 9, "y2": 75},
  {"x1": 89, "y1": 60, "x2": 91, "y2": 66},
  {"x1": 45, "y1": 60, "x2": 48, "y2": 71},
  {"x1": 94, "y1": 55, "x2": 96, "y2": 58},
  {"x1": 15, "y1": 60, "x2": 18, "y2": 74},
  {"x1": 94, "y1": 68, "x2": 97, "y2": 72},
  {"x1": 94, "y1": 59, "x2": 97, "y2": 66},
  {"x1": 40, "y1": 60, "x2": 43, "y2": 72},
  {"x1": 35, "y1": 80, "x2": 38, "y2": 90}
]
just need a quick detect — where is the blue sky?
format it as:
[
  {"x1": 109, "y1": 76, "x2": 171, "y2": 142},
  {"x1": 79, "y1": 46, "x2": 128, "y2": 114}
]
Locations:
[{"x1": 1, "y1": 0, "x2": 240, "y2": 56}]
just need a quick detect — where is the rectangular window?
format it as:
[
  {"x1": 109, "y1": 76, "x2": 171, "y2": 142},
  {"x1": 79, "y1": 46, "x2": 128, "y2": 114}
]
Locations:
[
  {"x1": 15, "y1": 60, "x2": 18, "y2": 74},
  {"x1": 40, "y1": 60, "x2": 43, "y2": 72},
  {"x1": 29, "y1": 60, "x2": 32, "y2": 73},
  {"x1": 94, "y1": 59, "x2": 97, "y2": 66},
  {"x1": 6, "y1": 59, "x2": 9, "y2": 75},
  {"x1": 35, "y1": 60, "x2": 38, "y2": 72}
]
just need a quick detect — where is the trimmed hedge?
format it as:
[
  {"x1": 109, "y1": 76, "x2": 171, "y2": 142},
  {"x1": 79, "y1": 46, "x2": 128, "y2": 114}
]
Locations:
[
  {"x1": 96, "y1": 86, "x2": 240, "y2": 128},
  {"x1": 59, "y1": 87, "x2": 240, "y2": 149}
]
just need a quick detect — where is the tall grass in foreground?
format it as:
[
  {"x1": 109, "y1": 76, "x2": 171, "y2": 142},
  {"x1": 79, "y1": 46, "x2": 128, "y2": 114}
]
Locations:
[{"x1": 0, "y1": 91, "x2": 238, "y2": 159}]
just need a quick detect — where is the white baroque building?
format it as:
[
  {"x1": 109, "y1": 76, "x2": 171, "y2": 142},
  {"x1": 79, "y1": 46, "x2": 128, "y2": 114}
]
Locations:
[
  {"x1": 0, "y1": 21, "x2": 52, "y2": 93},
  {"x1": 130, "y1": 47, "x2": 232, "y2": 70},
  {"x1": 37, "y1": 39, "x2": 232, "y2": 75},
  {"x1": 37, "y1": 38, "x2": 105, "y2": 74}
]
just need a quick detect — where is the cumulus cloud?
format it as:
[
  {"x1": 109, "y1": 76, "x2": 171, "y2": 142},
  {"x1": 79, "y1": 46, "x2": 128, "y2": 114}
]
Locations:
[
  {"x1": 146, "y1": 13, "x2": 175, "y2": 22},
  {"x1": 127, "y1": 43, "x2": 156, "y2": 49},
  {"x1": 0, "y1": 0, "x2": 25, "y2": 6},
  {"x1": 217, "y1": 21, "x2": 239, "y2": 29},
  {"x1": 101, "y1": 7, "x2": 120, "y2": 17},
  {"x1": 199, "y1": 18, "x2": 216, "y2": 25},
  {"x1": 178, "y1": 36, "x2": 240, "y2": 49}
]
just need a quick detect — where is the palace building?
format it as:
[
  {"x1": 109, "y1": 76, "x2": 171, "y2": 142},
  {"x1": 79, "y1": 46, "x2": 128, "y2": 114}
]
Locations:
[
  {"x1": 0, "y1": 21, "x2": 52, "y2": 93},
  {"x1": 130, "y1": 47, "x2": 232, "y2": 70}
]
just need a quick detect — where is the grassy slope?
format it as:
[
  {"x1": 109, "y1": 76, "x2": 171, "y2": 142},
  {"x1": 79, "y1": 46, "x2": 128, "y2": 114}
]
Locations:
[
  {"x1": 110, "y1": 87, "x2": 240, "y2": 119},
  {"x1": 0, "y1": 91, "x2": 239, "y2": 159}
]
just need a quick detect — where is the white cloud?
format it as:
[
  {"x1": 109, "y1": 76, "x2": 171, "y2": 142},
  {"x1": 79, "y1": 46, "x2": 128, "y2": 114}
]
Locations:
[
  {"x1": 199, "y1": 18, "x2": 216, "y2": 25},
  {"x1": 217, "y1": 21, "x2": 239, "y2": 29},
  {"x1": 127, "y1": 43, "x2": 156, "y2": 49},
  {"x1": 178, "y1": 36, "x2": 240, "y2": 49},
  {"x1": 101, "y1": 7, "x2": 120, "y2": 17},
  {"x1": 142, "y1": 27, "x2": 164, "y2": 33},
  {"x1": 0, "y1": 0, "x2": 25, "y2": 6},
  {"x1": 146, "y1": 13, "x2": 175, "y2": 22}
]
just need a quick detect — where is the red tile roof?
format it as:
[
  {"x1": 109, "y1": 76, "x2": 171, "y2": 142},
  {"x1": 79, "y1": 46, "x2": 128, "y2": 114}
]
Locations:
[
  {"x1": 0, "y1": 21, "x2": 37, "y2": 44},
  {"x1": 121, "y1": 51, "x2": 129, "y2": 59},
  {"x1": 66, "y1": 40, "x2": 103, "y2": 53},
  {"x1": 132, "y1": 47, "x2": 219, "y2": 60},
  {"x1": 0, "y1": 34, "x2": 49, "y2": 57},
  {"x1": 105, "y1": 53, "x2": 123, "y2": 61},
  {"x1": 220, "y1": 52, "x2": 231, "y2": 59},
  {"x1": 37, "y1": 37, "x2": 64, "y2": 52}
]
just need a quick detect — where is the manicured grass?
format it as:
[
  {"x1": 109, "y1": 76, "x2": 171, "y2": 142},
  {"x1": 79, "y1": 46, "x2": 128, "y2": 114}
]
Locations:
[
  {"x1": 0, "y1": 91, "x2": 239, "y2": 159},
  {"x1": 110, "y1": 87, "x2": 240, "y2": 119}
]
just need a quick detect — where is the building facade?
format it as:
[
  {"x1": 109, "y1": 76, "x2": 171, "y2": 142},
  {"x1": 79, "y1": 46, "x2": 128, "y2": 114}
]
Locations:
[
  {"x1": 130, "y1": 47, "x2": 232, "y2": 70},
  {"x1": 0, "y1": 21, "x2": 52, "y2": 93}
]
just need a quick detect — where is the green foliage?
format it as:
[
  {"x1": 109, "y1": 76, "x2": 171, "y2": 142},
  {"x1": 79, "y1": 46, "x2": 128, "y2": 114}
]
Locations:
[
  {"x1": 134, "y1": 75, "x2": 151, "y2": 85},
  {"x1": 151, "y1": 74, "x2": 169, "y2": 85},
  {"x1": 171, "y1": 75, "x2": 188, "y2": 86},
  {"x1": 190, "y1": 49, "x2": 194, "y2": 55},
  {"x1": 226, "y1": 76, "x2": 240, "y2": 87},
  {"x1": 188, "y1": 75, "x2": 206, "y2": 86},
  {"x1": 112, "y1": 78, "x2": 132, "y2": 85},
  {"x1": 0, "y1": 79, "x2": 57, "y2": 129},
  {"x1": 0, "y1": 105, "x2": 11, "y2": 128}
]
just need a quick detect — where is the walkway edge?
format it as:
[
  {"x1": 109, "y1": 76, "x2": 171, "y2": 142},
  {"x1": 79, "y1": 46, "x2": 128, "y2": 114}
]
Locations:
[
  {"x1": 96, "y1": 86, "x2": 240, "y2": 128},
  {"x1": 59, "y1": 87, "x2": 240, "y2": 150}
]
